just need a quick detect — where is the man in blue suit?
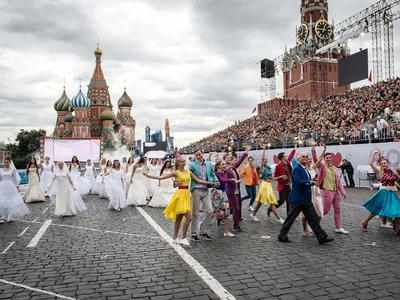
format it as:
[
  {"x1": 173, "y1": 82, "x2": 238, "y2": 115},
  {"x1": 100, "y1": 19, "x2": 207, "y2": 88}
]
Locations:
[
  {"x1": 278, "y1": 152, "x2": 334, "y2": 245},
  {"x1": 189, "y1": 149, "x2": 219, "y2": 242}
]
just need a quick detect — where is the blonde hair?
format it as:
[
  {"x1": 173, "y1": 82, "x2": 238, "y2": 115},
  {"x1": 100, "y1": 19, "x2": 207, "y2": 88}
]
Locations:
[{"x1": 214, "y1": 159, "x2": 224, "y2": 172}]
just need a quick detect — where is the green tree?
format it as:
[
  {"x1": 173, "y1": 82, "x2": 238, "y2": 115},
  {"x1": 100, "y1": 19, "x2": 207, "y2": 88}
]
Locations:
[{"x1": 8, "y1": 129, "x2": 46, "y2": 169}]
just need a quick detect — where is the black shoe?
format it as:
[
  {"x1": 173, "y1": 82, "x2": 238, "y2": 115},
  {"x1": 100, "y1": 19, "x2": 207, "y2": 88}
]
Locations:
[
  {"x1": 233, "y1": 227, "x2": 243, "y2": 232},
  {"x1": 191, "y1": 235, "x2": 201, "y2": 242},
  {"x1": 278, "y1": 236, "x2": 291, "y2": 243},
  {"x1": 217, "y1": 219, "x2": 222, "y2": 227},
  {"x1": 267, "y1": 208, "x2": 271, "y2": 218},
  {"x1": 200, "y1": 233, "x2": 212, "y2": 240},
  {"x1": 319, "y1": 237, "x2": 334, "y2": 245}
]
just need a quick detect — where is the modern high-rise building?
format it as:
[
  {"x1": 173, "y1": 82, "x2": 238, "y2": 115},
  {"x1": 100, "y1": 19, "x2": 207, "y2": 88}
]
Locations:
[
  {"x1": 151, "y1": 130, "x2": 162, "y2": 142},
  {"x1": 145, "y1": 126, "x2": 151, "y2": 142},
  {"x1": 136, "y1": 139, "x2": 142, "y2": 156}
]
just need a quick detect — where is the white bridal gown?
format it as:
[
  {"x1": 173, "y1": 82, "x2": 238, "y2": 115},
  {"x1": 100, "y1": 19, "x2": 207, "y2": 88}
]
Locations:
[
  {"x1": 92, "y1": 165, "x2": 106, "y2": 195},
  {"x1": 48, "y1": 169, "x2": 87, "y2": 216},
  {"x1": 69, "y1": 164, "x2": 91, "y2": 196},
  {"x1": 0, "y1": 168, "x2": 30, "y2": 221},
  {"x1": 124, "y1": 164, "x2": 134, "y2": 195},
  {"x1": 104, "y1": 168, "x2": 126, "y2": 210},
  {"x1": 126, "y1": 166, "x2": 148, "y2": 206},
  {"x1": 148, "y1": 169, "x2": 176, "y2": 208},
  {"x1": 41, "y1": 163, "x2": 53, "y2": 196},
  {"x1": 23, "y1": 167, "x2": 46, "y2": 203},
  {"x1": 84, "y1": 165, "x2": 96, "y2": 187}
]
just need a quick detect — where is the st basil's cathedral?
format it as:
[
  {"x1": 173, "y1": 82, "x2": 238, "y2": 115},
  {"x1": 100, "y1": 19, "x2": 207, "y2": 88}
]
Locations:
[{"x1": 52, "y1": 44, "x2": 136, "y2": 151}]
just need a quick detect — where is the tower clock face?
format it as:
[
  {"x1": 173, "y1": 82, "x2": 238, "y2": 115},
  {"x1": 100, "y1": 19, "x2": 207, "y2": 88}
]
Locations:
[
  {"x1": 297, "y1": 23, "x2": 309, "y2": 44},
  {"x1": 315, "y1": 19, "x2": 332, "y2": 40}
]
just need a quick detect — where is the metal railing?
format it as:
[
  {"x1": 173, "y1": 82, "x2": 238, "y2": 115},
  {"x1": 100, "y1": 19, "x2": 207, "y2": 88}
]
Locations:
[{"x1": 180, "y1": 122, "x2": 400, "y2": 153}]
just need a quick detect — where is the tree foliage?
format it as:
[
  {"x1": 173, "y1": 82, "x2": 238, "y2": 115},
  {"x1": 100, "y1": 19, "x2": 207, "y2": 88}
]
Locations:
[{"x1": 7, "y1": 129, "x2": 46, "y2": 169}]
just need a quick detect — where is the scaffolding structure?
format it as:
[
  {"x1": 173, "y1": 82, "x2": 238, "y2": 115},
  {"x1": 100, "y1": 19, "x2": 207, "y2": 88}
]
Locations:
[{"x1": 262, "y1": 0, "x2": 400, "y2": 100}]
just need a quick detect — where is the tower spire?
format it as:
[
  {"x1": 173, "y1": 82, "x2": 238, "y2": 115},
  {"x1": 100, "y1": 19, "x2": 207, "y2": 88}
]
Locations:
[
  {"x1": 79, "y1": 78, "x2": 82, "y2": 90},
  {"x1": 124, "y1": 80, "x2": 126, "y2": 92},
  {"x1": 63, "y1": 78, "x2": 66, "y2": 90}
]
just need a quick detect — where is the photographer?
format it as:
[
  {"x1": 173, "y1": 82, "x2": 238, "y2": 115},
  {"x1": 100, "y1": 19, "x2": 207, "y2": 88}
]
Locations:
[{"x1": 338, "y1": 159, "x2": 355, "y2": 187}]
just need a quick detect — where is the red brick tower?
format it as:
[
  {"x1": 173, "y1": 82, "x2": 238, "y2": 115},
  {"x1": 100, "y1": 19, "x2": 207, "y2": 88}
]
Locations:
[
  {"x1": 87, "y1": 44, "x2": 111, "y2": 138},
  {"x1": 283, "y1": 0, "x2": 350, "y2": 100}
]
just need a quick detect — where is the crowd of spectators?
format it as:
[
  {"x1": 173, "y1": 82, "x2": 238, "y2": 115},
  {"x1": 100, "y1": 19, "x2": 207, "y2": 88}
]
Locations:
[{"x1": 181, "y1": 77, "x2": 400, "y2": 153}]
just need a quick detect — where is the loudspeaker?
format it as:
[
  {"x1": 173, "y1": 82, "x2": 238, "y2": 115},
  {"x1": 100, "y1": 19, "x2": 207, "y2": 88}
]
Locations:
[{"x1": 261, "y1": 59, "x2": 275, "y2": 79}]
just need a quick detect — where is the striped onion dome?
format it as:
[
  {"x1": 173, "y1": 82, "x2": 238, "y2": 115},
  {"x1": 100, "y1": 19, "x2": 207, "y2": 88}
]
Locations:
[
  {"x1": 118, "y1": 89, "x2": 133, "y2": 107},
  {"x1": 100, "y1": 105, "x2": 115, "y2": 121},
  {"x1": 64, "y1": 111, "x2": 74, "y2": 122},
  {"x1": 71, "y1": 88, "x2": 90, "y2": 108},
  {"x1": 54, "y1": 88, "x2": 71, "y2": 111}
]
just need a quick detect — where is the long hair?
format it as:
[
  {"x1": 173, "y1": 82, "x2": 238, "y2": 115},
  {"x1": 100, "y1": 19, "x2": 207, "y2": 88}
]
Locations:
[
  {"x1": 214, "y1": 159, "x2": 223, "y2": 172},
  {"x1": 160, "y1": 160, "x2": 171, "y2": 176},
  {"x1": 26, "y1": 156, "x2": 39, "y2": 176},
  {"x1": 137, "y1": 155, "x2": 145, "y2": 165},
  {"x1": 70, "y1": 156, "x2": 80, "y2": 171},
  {"x1": 106, "y1": 160, "x2": 112, "y2": 167},
  {"x1": 112, "y1": 159, "x2": 120, "y2": 170},
  {"x1": 128, "y1": 157, "x2": 134, "y2": 164}
]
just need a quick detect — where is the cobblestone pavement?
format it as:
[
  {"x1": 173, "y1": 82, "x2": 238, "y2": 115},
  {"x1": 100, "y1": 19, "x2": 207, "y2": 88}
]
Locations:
[{"x1": 0, "y1": 188, "x2": 399, "y2": 300}]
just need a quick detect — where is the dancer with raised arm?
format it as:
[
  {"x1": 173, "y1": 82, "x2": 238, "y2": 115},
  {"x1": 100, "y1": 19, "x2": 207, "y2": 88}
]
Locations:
[
  {"x1": 278, "y1": 153, "x2": 334, "y2": 245},
  {"x1": 312, "y1": 143, "x2": 348, "y2": 234},
  {"x1": 361, "y1": 149, "x2": 400, "y2": 231},
  {"x1": 223, "y1": 147, "x2": 248, "y2": 232},
  {"x1": 23, "y1": 156, "x2": 46, "y2": 203},
  {"x1": 250, "y1": 147, "x2": 285, "y2": 224},
  {"x1": 144, "y1": 155, "x2": 218, "y2": 245},
  {"x1": 0, "y1": 156, "x2": 30, "y2": 223}
]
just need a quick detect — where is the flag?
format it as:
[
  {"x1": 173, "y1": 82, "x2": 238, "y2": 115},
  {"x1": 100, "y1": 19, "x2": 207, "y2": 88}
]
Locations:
[
  {"x1": 332, "y1": 81, "x2": 335, "y2": 92},
  {"x1": 252, "y1": 107, "x2": 256, "y2": 114},
  {"x1": 368, "y1": 70, "x2": 372, "y2": 84},
  {"x1": 295, "y1": 94, "x2": 299, "y2": 105}
]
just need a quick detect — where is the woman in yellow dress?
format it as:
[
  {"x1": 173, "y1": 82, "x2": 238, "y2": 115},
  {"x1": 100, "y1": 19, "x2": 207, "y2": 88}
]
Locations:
[
  {"x1": 250, "y1": 147, "x2": 285, "y2": 224},
  {"x1": 144, "y1": 155, "x2": 218, "y2": 246}
]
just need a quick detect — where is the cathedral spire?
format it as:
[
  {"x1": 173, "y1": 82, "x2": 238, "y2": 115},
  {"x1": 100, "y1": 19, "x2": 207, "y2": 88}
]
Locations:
[{"x1": 89, "y1": 43, "x2": 107, "y2": 88}]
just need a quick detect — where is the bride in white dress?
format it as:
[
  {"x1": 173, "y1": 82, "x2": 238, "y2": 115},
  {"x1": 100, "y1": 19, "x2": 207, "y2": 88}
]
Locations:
[
  {"x1": 40, "y1": 157, "x2": 54, "y2": 197},
  {"x1": 92, "y1": 158, "x2": 106, "y2": 195},
  {"x1": 0, "y1": 156, "x2": 30, "y2": 222},
  {"x1": 69, "y1": 156, "x2": 91, "y2": 196},
  {"x1": 104, "y1": 160, "x2": 126, "y2": 211},
  {"x1": 147, "y1": 159, "x2": 160, "y2": 196},
  {"x1": 124, "y1": 157, "x2": 134, "y2": 195},
  {"x1": 99, "y1": 160, "x2": 112, "y2": 199},
  {"x1": 23, "y1": 157, "x2": 46, "y2": 203},
  {"x1": 126, "y1": 156, "x2": 148, "y2": 206},
  {"x1": 47, "y1": 161, "x2": 87, "y2": 217},
  {"x1": 148, "y1": 160, "x2": 176, "y2": 208},
  {"x1": 83, "y1": 159, "x2": 96, "y2": 192}
]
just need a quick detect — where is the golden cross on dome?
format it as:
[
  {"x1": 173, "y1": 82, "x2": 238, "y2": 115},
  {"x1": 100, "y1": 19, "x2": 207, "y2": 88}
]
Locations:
[
  {"x1": 79, "y1": 78, "x2": 82, "y2": 90},
  {"x1": 63, "y1": 78, "x2": 66, "y2": 90},
  {"x1": 124, "y1": 80, "x2": 126, "y2": 92}
]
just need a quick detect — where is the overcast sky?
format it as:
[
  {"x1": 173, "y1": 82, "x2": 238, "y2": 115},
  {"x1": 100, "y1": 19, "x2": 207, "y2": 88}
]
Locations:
[{"x1": 1, "y1": 0, "x2": 399, "y2": 148}]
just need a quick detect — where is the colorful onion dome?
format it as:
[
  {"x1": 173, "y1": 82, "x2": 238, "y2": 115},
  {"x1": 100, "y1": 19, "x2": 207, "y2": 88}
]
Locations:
[
  {"x1": 71, "y1": 86, "x2": 90, "y2": 108},
  {"x1": 118, "y1": 88, "x2": 133, "y2": 107},
  {"x1": 100, "y1": 105, "x2": 115, "y2": 121},
  {"x1": 64, "y1": 109, "x2": 74, "y2": 122},
  {"x1": 54, "y1": 87, "x2": 71, "y2": 111}
]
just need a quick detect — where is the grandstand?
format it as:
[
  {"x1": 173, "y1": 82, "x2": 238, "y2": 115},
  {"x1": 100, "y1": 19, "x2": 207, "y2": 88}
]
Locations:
[{"x1": 180, "y1": 78, "x2": 400, "y2": 154}]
